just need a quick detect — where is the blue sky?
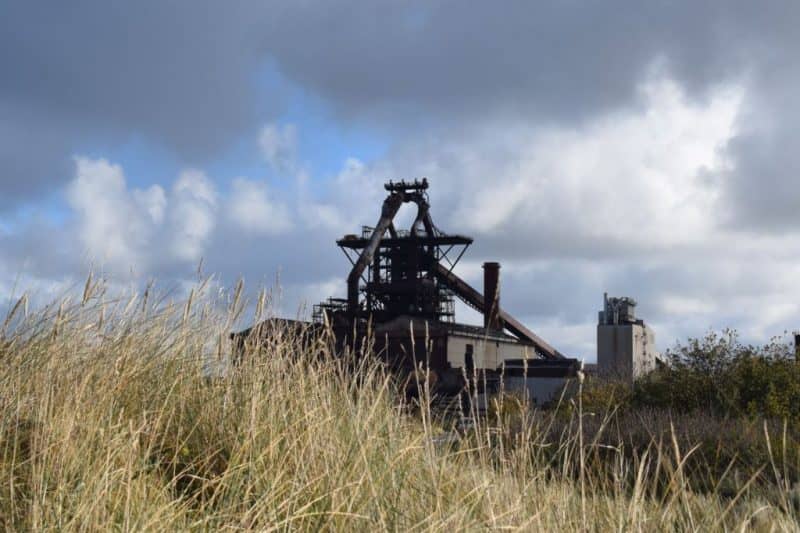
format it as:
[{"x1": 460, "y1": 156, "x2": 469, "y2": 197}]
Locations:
[
  {"x1": 70, "y1": 66, "x2": 389, "y2": 203},
  {"x1": 2, "y1": 1, "x2": 800, "y2": 360}
]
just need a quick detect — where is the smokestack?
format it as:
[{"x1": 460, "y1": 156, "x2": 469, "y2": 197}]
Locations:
[{"x1": 483, "y1": 262, "x2": 501, "y2": 330}]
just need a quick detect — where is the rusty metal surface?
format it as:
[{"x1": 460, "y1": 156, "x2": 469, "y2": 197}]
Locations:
[
  {"x1": 346, "y1": 191, "x2": 404, "y2": 311},
  {"x1": 433, "y1": 262, "x2": 564, "y2": 359},
  {"x1": 338, "y1": 179, "x2": 472, "y2": 325}
]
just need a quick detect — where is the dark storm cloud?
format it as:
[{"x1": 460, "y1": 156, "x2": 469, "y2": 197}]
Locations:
[
  {"x1": 0, "y1": 2, "x2": 265, "y2": 145},
  {"x1": 261, "y1": 1, "x2": 791, "y2": 123},
  {"x1": 720, "y1": 70, "x2": 800, "y2": 231},
  {"x1": 0, "y1": 104, "x2": 73, "y2": 204},
  {"x1": 0, "y1": 1, "x2": 270, "y2": 209}
]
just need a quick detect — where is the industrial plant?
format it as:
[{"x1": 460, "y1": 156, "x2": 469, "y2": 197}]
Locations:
[{"x1": 237, "y1": 179, "x2": 659, "y2": 403}]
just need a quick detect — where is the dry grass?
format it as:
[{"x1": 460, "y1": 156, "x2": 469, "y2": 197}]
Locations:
[{"x1": 0, "y1": 279, "x2": 798, "y2": 531}]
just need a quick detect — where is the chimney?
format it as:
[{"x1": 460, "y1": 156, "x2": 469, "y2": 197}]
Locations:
[{"x1": 483, "y1": 262, "x2": 501, "y2": 330}]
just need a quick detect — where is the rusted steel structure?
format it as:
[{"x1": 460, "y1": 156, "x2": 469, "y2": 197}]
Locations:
[
  {"x1": 240, "y1": 178, "x2": 578, "y2": 398},
  {"x1": 315, "y1": 179, "x2": 576, "y2": 396}
]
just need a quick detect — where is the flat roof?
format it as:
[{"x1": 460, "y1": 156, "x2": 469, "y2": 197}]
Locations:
[
  {"x1": 372, "y1": 316, "x2": 526, "y2": 343},
  {"x1": 446, "y1": 322, "x2": 523, "y2": 343}
]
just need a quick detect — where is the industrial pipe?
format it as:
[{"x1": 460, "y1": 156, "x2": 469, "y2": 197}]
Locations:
[{"x1": 483, "y1": 262, "x2": 501, "y2": 330}]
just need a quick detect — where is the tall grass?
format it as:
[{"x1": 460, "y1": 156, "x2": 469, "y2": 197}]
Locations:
[{"x1": 1, "y1": 279, "x2": 798, "y2": 531}]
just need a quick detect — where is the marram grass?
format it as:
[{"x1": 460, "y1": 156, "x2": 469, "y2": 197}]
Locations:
[{"x1": 0, "y1": 281, "x2": 798, "y2": 531}]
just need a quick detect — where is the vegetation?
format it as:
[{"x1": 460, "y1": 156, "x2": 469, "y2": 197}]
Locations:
[
  {"x1": 579, "y1": 330, "x2": 800, "y2": 504},
  {"x1": 1, "y1": 280, "x2": 799, "y2": 531},
  {"x1": 633, "y1": 330, "x2": 800, "y2": 420}
]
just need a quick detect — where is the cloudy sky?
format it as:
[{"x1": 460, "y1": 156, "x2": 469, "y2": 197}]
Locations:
[{"x1": 2, "y1": 1, "x2": 799, "y2": 359}]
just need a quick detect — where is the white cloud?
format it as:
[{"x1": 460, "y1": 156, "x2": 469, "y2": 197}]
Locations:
[
  {"x1": 170, "y1": 169, "x2": 218, "y2": 263},
  {"x1": 62, "y1": 159, "x2": 221, "y2": 273},
  {"x1": 66, "y1": 157, "x2": 165, "y2": 272},
  {"x1": 258, "y1": 123, "x2": 298, "y2": 173},
  {"x1": 293, "y1": 156, "x2": 381, "y2": 232},
  {"x1": 444, "y1": 76, "x2": 743, "y2": 251},
  {"x1": 659, "y1": 295, "x2": 717, "y2": 316},
  {"x1": 133, "y1": 186, "x2": 167, "y2": 224},
  {"x1": 227, "y1": 178, "x2": 291, "y2": 234}
]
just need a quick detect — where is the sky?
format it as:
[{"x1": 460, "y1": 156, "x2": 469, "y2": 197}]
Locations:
[{"x1": 2, "y1": 1, "x2": 800, "y2": 360}]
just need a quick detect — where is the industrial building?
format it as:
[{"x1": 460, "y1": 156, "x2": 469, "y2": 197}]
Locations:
[
  {"x1": 236, "y1": 178, "x2": 580, "y2": 404},
  {"x1": 596, "y1": 294, "x2": 659, "y2": 381}
]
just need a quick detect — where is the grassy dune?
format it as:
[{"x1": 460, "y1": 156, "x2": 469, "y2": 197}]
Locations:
[{"x1": 1, "y1": 282, "x2": 798, "y2": 531}]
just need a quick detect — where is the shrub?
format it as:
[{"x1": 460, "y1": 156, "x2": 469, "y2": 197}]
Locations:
[{"x1": 633, "y1": 329, "x2": 800, "y2": 421}]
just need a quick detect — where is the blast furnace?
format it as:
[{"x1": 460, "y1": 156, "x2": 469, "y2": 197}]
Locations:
[{"x1": 238, "y1": 179, "x2": 579, "y2": 401}]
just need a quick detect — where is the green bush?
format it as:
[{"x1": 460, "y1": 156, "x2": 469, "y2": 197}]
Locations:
[{"x1": 633, "y1": 329, "x2": 800, "y2": 421}]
